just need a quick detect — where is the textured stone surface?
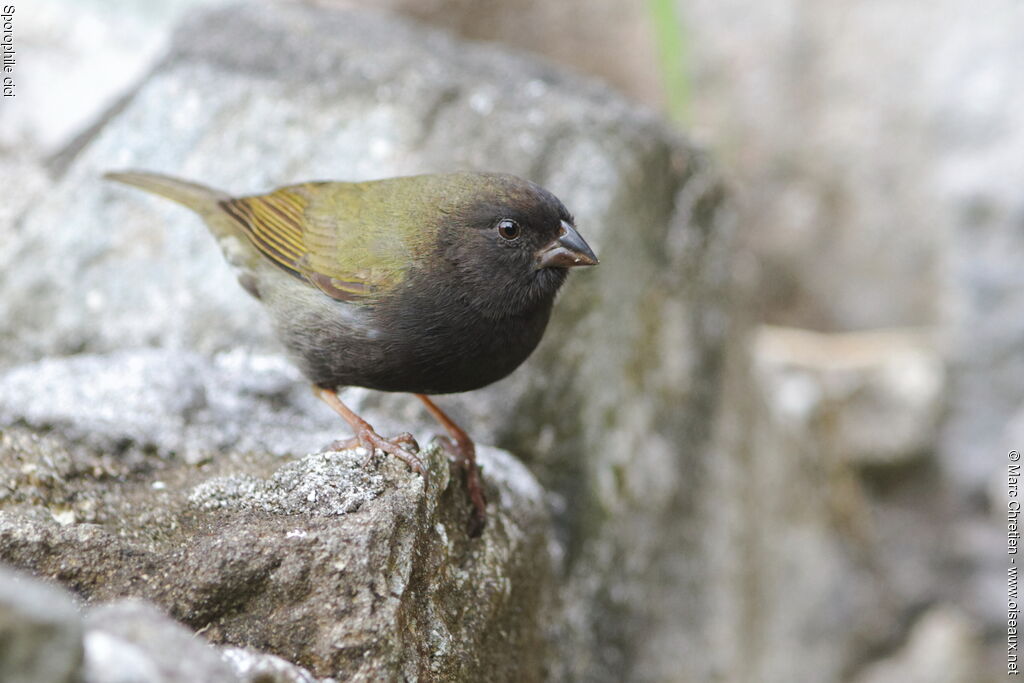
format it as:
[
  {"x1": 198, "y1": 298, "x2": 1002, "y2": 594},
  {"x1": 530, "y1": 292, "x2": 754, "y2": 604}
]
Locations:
[
  {"x1": 0, "y1": 565, "x2": 83, "y2": 683},
  {"x1": 0, "y1": 392, "x2": 553, "y2": 680},
  {"x1": 0, "y1": 155, "x2": 51, "y2": 237},
  {"x1": 0, "y1": 3, "x2": 732, "y2": 681}
]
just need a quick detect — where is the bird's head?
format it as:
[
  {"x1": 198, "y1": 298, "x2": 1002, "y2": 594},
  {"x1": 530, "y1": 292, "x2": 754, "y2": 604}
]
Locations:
[{"x1": 436, "y1": 173, "x2": 598, "y2": 318}]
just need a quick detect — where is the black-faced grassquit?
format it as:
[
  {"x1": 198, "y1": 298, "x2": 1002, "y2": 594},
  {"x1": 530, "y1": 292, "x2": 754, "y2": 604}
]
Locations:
[{"x1": 105, "y1": 171, "x2": 598, "y2": 535}]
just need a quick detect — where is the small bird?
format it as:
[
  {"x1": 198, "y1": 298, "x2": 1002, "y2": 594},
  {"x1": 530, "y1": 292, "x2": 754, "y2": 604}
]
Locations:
[{"x1": 105, "y1": 170, "x2": 597, "y2": 535}]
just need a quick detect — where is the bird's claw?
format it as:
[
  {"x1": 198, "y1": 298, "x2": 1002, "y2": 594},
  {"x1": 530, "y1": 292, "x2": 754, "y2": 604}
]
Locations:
[
  {"x1": 390, "y1": 432, "x2": 420, "y2": 452},
  {"x1": 322, "y1": 431, "x2": 427, "y2": 486},
  {"x1": 437, "y1": 436, "x2": 487, "y2": 537}
]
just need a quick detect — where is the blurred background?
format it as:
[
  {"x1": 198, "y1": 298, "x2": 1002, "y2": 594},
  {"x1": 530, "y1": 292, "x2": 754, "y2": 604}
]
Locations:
[{"x1": 4, "y1": 0, "x2": 1021, "y2": 680}]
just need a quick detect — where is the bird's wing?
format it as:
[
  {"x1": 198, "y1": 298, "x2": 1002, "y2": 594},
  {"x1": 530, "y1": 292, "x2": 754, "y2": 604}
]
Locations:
[{"x1": 220, "y1": 183, "x2": 412, "y2": 302}]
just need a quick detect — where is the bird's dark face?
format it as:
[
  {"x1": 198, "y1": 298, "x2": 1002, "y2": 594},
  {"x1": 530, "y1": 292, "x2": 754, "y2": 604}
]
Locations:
[{"x1": 439, "y1": 175, "x2": 598, "y2": 318}]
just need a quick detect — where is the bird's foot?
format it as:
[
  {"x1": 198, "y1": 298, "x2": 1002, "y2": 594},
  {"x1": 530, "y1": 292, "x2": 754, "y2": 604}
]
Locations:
[
  {"x1": 331, "y1": 429, "x2": 427, "y2": 484},
  {"x1": 314, "y1": 386, "x2": 427, "y2": 485},
  {"x1": 324, "y1": 432, "x2": 419, "y2": 453},
  {"x1": 438, "y1": 435, "x2": 487, "y2": 538}
]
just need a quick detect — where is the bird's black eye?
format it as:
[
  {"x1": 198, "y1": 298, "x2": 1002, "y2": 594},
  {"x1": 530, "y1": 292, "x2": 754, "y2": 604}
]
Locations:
[{"x1": 496, "y1": 219, "x2": 521, "y2": 241}]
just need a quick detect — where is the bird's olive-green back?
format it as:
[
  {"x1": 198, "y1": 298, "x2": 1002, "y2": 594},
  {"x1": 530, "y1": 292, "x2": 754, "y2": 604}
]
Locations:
[{"x1": 222, "y1": 173, "x2": 495, "y2": 302}]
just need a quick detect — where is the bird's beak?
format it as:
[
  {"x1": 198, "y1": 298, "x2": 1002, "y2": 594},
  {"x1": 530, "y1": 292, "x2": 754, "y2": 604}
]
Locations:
[{"x1": 535, "y1": 220, "x2": 599, "y2": 269}]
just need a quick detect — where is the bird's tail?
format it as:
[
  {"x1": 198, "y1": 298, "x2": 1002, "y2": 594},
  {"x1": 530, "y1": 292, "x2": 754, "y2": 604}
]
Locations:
[{"x1": 104, "y1": 171, "x2": 229, "y2": 217}]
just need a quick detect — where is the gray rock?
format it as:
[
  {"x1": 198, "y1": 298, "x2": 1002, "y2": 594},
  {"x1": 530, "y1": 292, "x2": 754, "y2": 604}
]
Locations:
[
  {"x1": 850, "y1": 606, "x2": 983, "y2": 683},
  {"x1": 0, "y1": 154, "x2": 51, "y2": 236},
  {"x1": 685, "y1": 0, "x2": 1024, "y2": 493},
  {"x1": 220, "y1": 647, "x2": 337, "y2": 683},
  {"x1": 0, "y1": 414, "x2": 554, "y2": 680},
  {"x1": 0, "y1": 565, "x2": 83, "y2": 683},
  {"x1": 5, "y1": 0, "x2": 207, "y2": 155},
  {"x1": 926, "y1": 0, "x2": 1024, "y2": 502},
  {"x1": 83, "y1": 600, "x2": 241, "y2": 683},
  {"x1": 684, "y1": 2, "x2": 1018, "y2": 671},
  {"x1": 688, "y1": 325, "x2": 972, "y2": 682},
  {"x1": 684, "y1": 0, "x2": 955, "y2": 331},
  {"x1": 0, "y1": 564, "x2": 338, "y2": 683},
  {"x1": 753, "y1": 326, "x2": 945, "y2": 465},
  {"x1": 220, "y1": 647, "x2": 335, "y2": 683},
  {"x1": 0, "y1": 2, "x2": 732, "y2": 681},
  {"x1": 0, "y1": 348, "x2": 364, "y2": 462}
]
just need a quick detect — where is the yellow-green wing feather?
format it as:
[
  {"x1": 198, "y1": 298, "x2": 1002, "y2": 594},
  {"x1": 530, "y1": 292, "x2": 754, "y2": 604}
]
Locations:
[
  {"x1": 107, "y1": 172, "x2": 476, "y2": 303},
  {"x1": 300, "y1": 182, "x2": 427, "y2": 299},
  {"x1": 222, "y1": 176, "x2": 468, "y2": 301},
  {"x1": 222, "y1": 181, "x2": 425, "y2": 302},
  {"x1": 221, "y1": 189, "x2": 308, "y2": 277}
]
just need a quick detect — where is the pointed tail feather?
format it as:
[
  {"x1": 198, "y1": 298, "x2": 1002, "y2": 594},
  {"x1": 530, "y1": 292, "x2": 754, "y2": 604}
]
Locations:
[{"x1": 104, "y1": 171, "x2": 229, "y2": 216}]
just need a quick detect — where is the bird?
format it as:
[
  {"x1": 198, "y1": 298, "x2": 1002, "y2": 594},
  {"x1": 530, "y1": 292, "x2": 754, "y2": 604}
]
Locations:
[{"x1": 104, "y1": 170, "x2": 598, "y2": 536}]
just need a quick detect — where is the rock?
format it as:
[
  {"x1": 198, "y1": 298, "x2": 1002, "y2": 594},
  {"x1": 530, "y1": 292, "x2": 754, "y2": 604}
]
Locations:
[
  {"x1": 683, "y1": 0, "x2": 1020, "y2": 668},
  {"x1": 220, "y1": 647, "x2": 337, "y2": 683},
  {"x1": 0, "y1": 155, "x2": 51, "y2": 236},
  {"x1": 82, "y1": 600, "x2": 241, "y2": 683},
  {"x1": 683, "y1": 0, "x2": 1018, "y2": 333},
  {"x1": 0, "y1": 565, "x2": 83, "y2": 683},
  {"x1": 0, "y1": 344, "x2": 555, "y2": 680},
  {"x1": 0, "y1": 413, "x2": 553, "y2": 679},
  {"x1": 753, "y1": 326, "x2": 945, "y2": 466},
  {"x1": 927, "y1": 0, "x2": 1024, "y2": 502},
  {"x1": 0, "y1": 564, "x2": 337, "y2": 683},
  {"x1": 695, "y1": 322, "x2": 982, "y2": 682},
  {"x1": 731, "y1": 325, "x2": 954, "y2": 681},
  {"x1": 0, "y1": 3, "x2": 733, "y2": 681},
  {"x1": 5, "y1": 0, "x2": 196, "y2": 155},
  {"x1": 684, "y1": 0, "x2": 1024, "y2": 486},
  {"x1": 684, "y1": 0, "x2": 958, "y2": 331},
  {"x1": 697, "y1": 336, "x2": 876, "y2": 682},
  {"x1": 0, "y1": 348, "x2": 353, "y2": 462}
]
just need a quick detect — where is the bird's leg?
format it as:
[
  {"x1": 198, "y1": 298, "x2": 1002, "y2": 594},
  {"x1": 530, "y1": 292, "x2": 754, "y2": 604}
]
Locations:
[
  {"x1": 415, "y1": 394, "x2": 487, "y2": 536},
  {"x1": 314, "y1": 386, "x2": 427, "y2": 484}
]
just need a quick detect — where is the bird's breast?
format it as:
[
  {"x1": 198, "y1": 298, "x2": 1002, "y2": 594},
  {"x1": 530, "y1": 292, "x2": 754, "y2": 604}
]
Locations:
[{"x1": 263, "y1": 268, "x2": 554, "y2": 394}]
